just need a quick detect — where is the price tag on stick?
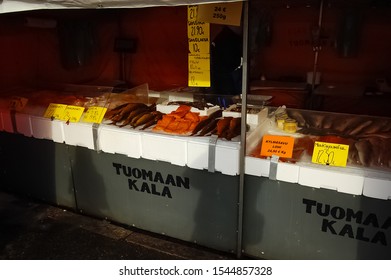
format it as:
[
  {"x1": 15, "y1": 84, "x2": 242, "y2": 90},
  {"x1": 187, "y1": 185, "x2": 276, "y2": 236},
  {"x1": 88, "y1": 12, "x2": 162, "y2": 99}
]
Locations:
[
  {"x1": 312, "y1": 141, "x2": 349, "y2": 167},
  {"x1": 82, "y1": 106, "x2": 107, "y2": 124},
  {"x1": 59, "y1": 105, "x2": 85, "y2": 123},
  {"x1": 43, "y1": 103, "x2": 67, "y2": 120},
  {"x1": 260, "y1": 135, "x2": 295, "y2": 158}
]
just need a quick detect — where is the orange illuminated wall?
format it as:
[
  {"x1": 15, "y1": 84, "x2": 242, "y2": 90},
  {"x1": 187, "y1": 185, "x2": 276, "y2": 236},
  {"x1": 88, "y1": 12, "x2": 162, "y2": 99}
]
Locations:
[
  {"x1": 0, "y1": 7, "x2": 190, "y2": 91},
  {"x1": 252, "y1": 5, "x2": 391, "y2": 85}
]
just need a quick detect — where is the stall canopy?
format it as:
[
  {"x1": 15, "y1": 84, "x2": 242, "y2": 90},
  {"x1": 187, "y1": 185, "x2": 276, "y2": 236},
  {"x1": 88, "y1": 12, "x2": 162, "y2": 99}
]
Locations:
[{"x1": 1, "y1": 0, "x2": 244, "y2": 14}]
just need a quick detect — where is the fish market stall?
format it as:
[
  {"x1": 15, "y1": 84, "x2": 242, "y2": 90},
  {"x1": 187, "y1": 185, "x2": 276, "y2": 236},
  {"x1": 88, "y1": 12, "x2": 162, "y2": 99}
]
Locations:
[{"x1": 242, "y1": 107, "x2": 391, "y2": 259}]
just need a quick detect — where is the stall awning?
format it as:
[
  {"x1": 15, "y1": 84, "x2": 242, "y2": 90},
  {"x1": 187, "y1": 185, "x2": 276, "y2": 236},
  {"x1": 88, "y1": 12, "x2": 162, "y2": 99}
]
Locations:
[{"x1": 1, "y1": 0, "x2": 245, "y2": 14}]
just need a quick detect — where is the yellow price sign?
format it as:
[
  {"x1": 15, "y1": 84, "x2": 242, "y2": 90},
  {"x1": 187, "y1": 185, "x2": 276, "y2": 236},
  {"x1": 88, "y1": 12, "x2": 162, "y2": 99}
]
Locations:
[
  {"x1": 312, "y1": 141, "x2": 349, "y2": 167},
  {"x1": 59, "y1": 105, "x2": 85, "y2": 123},
  {"x1": 82, "y1": 106, "x2": 107, "y2": 124},
  {"x1": 43, "y1": 103, "x2": 67, "y2": 120},
  {"x1": 188, "y1": 54, "x2": 210, "y2": 87}
]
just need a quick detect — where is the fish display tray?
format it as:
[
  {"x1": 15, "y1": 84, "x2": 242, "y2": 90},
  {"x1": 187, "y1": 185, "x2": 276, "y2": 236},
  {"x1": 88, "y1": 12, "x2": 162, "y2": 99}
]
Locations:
[
  {"x1": 156, "y1": 103, "x2": 221, "y2": 116},
  {"x1": 223, "y1": 105, "x2": 268, "y2": 126}
]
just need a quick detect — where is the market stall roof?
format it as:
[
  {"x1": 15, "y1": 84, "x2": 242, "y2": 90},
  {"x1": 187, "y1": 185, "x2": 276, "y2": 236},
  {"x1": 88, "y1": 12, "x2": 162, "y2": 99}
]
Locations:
[{"x1": 1, "y1": 0, "x2": 245, "y2": 14}]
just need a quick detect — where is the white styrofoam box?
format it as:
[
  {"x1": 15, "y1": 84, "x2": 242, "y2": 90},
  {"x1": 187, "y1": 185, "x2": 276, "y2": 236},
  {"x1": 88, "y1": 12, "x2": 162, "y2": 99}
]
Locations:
[
  {"x1": 245, "y1": 156, "x2": 270, "y2": 177},
  {"x1": 215, "y1": 139, "x2": 241, "y2": 176},
  {"x1": 167, "y1": 91, "x2": 194, "y2": 102},
  {"x1": 141, "y1": 131, "x2": 187, "y2": 166},
  {"x1": 99, "y1": 124, "x2": 142, "y2": 158},
  {"x1": 223, "y1": 105, "x2": 268, "y2": 126},
  {"x1": 362, "y1": 171, "x2": 391, "y2": 200},
  {"x1": 298, "y1": 165, "x2": 364, "y2": 195},
  {"x1": 63, "y1": 121, "x2": 95, "y2": 149},
  {"x1": 276, "y1": 162, "x2": 300, "y2": 183},
  {"x1": 156, "y1": 103, "x2": 220, "y2": 117},
  {"x1": 187, "y1": 136, "x2": 210, "y2": 170},
  {"x1": 31, "y1": 115, "x2": 64, "y2": 143},
  {"x1": 15, "y1": 112, "x2": 32, "y2": 137},
  {"x1": 1, "y1": 110, "x2": 14, "y2": 133}
]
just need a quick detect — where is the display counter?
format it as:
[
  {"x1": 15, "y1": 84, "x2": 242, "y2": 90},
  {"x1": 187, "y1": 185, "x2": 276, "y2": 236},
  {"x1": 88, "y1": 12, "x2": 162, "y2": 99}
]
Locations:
[{"x1": 0, "y1": 84, "x2": 390, "y2": 258}]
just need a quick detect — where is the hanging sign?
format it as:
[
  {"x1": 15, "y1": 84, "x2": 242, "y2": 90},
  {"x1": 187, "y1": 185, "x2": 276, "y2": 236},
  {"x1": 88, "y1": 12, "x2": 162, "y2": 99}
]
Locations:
[
  {"x1": 312, "y1": 141, "x2": 349, "y2": 167},
  {"x1": 187, "y1": 5, "x2": 210, "y2": 87},
  {"x1": 260, "y1": 135, "x2": 295, "y2": 158},
  {"x1": 188, "y1": 21, "x2": 210, "y2": 54},
  {"x1": 8, "y1": 96, "x2": 28, "y2": 112},
  {"x1": 59, "y1": 105, "x2": 85, "y2": 123},
  {"x1": 188, "y1": 54, "x2": 210, "y2": 87},
  {"x1": 197, "y1": 2, "x2": 243, "y2": 26},
  {"x1": 43, "y1": 103, "x2": 67, "y2": 120},
  {"x1": 82, "y1": 106, "x2": 107, "y2": 124}
]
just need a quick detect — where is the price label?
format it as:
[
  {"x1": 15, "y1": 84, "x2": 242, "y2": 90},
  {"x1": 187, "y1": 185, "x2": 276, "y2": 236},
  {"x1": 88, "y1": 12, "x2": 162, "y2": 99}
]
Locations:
[
  {"x1": 197, "y1": 2, "x2": 243, "y2": 26},
  {"x1": 188, "y1": 54, "x2": 210, "y2": 87},
  {"x1": 312, "y1": 141, "x2": 349, "y2": 167},
  {"x1": 59, "y1": 105, "x2": 85, "y2": 123},
  {"x1": 82, "y1": 106, "x2": 107, "y2": 124},
  {"x1": 187, "y1": 5, "x2": 199, "y2": 21},
  {"x1": 8, "y1": 96, "x2": 28, "y2": 112},
  {"x1": 260, "y1": 135, "x2": 295, "y2": 158},
  {"x1": 43, "y1": 103, "x2": 67, "y2": 120}
]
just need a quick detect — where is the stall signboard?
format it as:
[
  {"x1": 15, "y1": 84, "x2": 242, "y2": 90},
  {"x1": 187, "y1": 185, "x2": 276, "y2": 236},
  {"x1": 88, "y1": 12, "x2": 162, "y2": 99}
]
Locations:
[
  {"x1": 197, "y1": 2, "x2": 243, "y2": 26},
  {"x1": 243, "y1": 175, "x2": 391, "y2": 260},
  {"x1": 188, "y1": 5, "x2": 210, "y2": 87}
]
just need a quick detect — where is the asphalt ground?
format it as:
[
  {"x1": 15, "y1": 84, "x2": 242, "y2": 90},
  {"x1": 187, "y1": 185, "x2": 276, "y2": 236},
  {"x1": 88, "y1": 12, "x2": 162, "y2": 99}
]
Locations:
[{"x1": 0, "y1": 190, "x2": 239, "y2": 260}]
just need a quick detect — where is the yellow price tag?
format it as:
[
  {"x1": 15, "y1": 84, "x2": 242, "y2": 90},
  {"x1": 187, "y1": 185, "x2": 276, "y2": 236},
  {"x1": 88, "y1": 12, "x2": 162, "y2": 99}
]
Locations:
[
  {"x1": 59, "y1": 105, "x2": 85, "y2": 123},
  {"x1": 43, "y1": 103, "x2": 67, "y2": 120},
  {"x1": 82, "y1": 106, "x2": 107, "y2": 124},
  {"x1": 312, "y1": 141, "x2": 349, "y2": 167},
  {"x1": 188, "y1": 54, "x2": 210, "y2": 87}
]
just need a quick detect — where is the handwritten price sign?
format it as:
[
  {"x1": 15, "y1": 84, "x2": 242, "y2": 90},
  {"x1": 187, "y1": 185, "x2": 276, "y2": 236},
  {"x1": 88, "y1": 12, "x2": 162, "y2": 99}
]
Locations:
[
  {"x1": 60, "y1": 105, "x2": 85, "y2": 123},
  {"x1": 312, "y1": 141, "x2": 349, "y2": 167},
  {"x1": 43, "y1": 103, "x2": 67, "y2": 120},
  {"x1": 82, "y1": 106, "x2": 107, "y2": 124}
]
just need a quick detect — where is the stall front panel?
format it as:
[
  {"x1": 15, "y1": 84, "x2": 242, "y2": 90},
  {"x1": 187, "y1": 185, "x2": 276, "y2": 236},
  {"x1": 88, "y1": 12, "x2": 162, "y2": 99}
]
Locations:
[
  {"x1": 242, "y1": 175, "x2": 391, "y2": 260},
  {"x1": 0, "y1": 132, "x2": 76, "y2": 209},
  {"x1": 68, "y1": 145, "x2": 240, "y2": 253}
]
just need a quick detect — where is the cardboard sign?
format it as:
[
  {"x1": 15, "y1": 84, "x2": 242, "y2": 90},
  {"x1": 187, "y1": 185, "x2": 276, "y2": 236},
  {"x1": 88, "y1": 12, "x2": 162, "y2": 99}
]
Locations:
[
  {"x1": 82, "y1": 106, "x2": 107, "y2": 124},
  {"x1": 197, "y1": 2, "x2": 243, "y2": 26},
  {"x1": 59, "y1": 105, "x2": 85, "y2": 123},
  {"x1": 312, "y1": 141, "x2": 349, "y2": 167},
  {"x1": 8, "y1": 96, "x2": 28, "y2": 112},
  {"x1": 188, "y1": 54, "x2": 210, "y2": 87},
  {"x1": 260, "y1": 135, "x2": 295, "y2": 158},
  {"x1": 43, "y1": 103, "x2": 67, "y2": 120},
  {"x1": 188, "y1": 21, "x2": 210, "y2": 54}
]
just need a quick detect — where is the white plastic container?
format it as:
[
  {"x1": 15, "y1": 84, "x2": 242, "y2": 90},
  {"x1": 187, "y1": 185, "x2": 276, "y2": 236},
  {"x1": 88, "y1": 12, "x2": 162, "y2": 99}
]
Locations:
[
  {"x1": 15, "y1": 112, "x2": 33, "y2": 137},
  {"x1": 31, "y1": 115, "x2": 64, "y2": 143},
  {"x1": 298, "y1": 164, "x2": 364, "y2": 195},
  {"x1": 215, "y1": 139, "x2": 241, "y2": 176},
  {"x1": 63, "y1": 121, "x2": 95, "y2": 150},
  {"x1": 141, "y1": 131, "x2": 188, "y2": 166},
  {"x1": 99, "y1": 123, "x2": 142, "y2": 158}
]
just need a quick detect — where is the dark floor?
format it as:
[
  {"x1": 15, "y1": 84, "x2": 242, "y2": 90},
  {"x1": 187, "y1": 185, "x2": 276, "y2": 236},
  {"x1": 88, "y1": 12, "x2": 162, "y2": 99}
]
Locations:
[{"x1": 0, "y1": 191, "x2": 239, "y2": 260}]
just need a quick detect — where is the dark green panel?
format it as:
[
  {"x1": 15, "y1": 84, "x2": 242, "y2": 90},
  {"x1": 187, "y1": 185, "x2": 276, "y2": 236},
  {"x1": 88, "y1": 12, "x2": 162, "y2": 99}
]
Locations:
[
  {"x1": 69, "y1": 146, "x2": 240, "y2": 253},
  {"x1": 243, "y1": 175, "x2": 391, "y2": 260},
  {"x1": 0, "y1": 132, "x2": 76, "y2": 209}
]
